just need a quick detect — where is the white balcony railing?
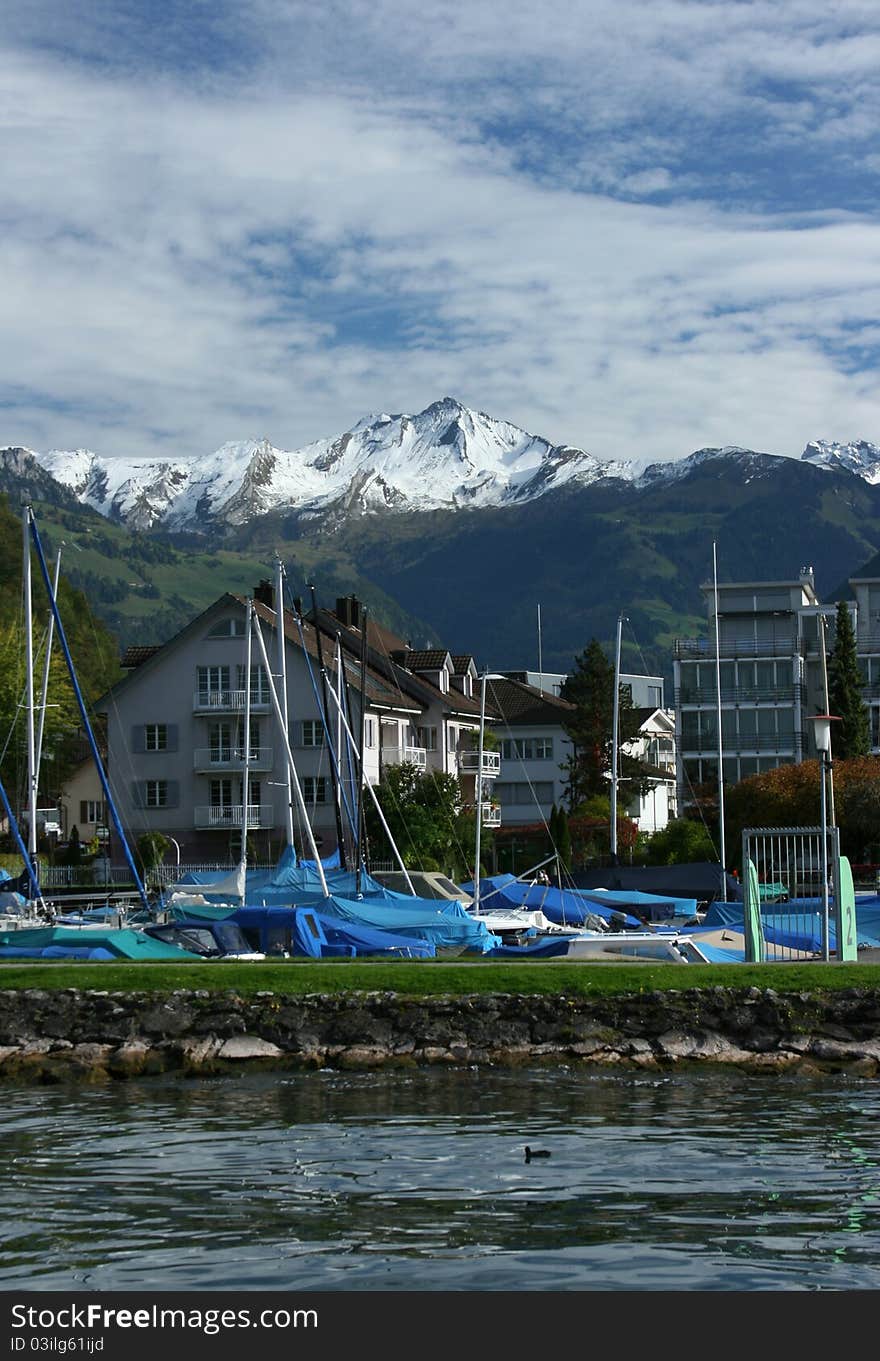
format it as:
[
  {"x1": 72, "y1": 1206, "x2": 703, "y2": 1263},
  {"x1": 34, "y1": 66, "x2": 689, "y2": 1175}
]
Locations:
[
  {"x1": 192, "y1": 690, "x2": 272, "y2": 712},
  {"x1": 194, "y1": 803, "x2": 275, "y2": 829},
  {"x1": 380, "y1": 745, "x2": 427, "y2": 769},
  {"x1": 464, "y1": 803, "x2": 502, "y2": 826},
  {"x1": 193, "y1": 747, "x2": 273, "y2": 772},
  {"x1": 457, "y1": 749, "x2": 501, "y2": 777}
]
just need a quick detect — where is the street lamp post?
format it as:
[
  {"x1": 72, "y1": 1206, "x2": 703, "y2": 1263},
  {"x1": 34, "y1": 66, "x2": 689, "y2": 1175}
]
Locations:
[{"x1": 810, "y1": 714, "x2": 839, "y2": 962}]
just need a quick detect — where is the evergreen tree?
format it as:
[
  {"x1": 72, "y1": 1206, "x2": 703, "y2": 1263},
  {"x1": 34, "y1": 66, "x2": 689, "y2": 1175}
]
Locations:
[
  {"x1": 559, "y1": 638, "x2": 652, "y2": 811},
  {"x1": 828, "y1": 601, "x2": 870, "y2": 759},
  {"x1": 556, "y1": 807, "x2": 572, "y2": 873}
]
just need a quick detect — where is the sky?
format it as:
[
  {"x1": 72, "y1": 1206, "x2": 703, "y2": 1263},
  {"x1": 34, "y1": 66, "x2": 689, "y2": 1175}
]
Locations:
[{"x1": 3, "y1": 0, "x2": 880, "y2": 468}]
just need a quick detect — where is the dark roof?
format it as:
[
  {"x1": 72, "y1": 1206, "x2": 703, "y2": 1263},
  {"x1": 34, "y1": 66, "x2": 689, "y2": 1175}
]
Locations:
[
  {"x1": 316, "y1": 609, "x2": 493, "y2": 720},
  {"x1": 251, "y1": 599, "x2": 420, "y2": 712},
  {"x1": 485, "y1": 676, "x2": 575, "y2": 726},
  {"x1": 451, "y1": 655, "x2": 477, "y2": 674},
  {"x1": 391, "y1": 648, "x2": 452, "y2": 671},
  {"x1": 120, "y1": 645, "x2": 161, "y2": 669}
]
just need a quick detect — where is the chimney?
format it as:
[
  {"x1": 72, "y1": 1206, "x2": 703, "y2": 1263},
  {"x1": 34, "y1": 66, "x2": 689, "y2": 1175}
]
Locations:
[
  {"x1": 335, "y1": 595, "x2": 363, "y2": 629},
  {"x1": 254, "y1": 579, "x2": 274, "y2": 607}
]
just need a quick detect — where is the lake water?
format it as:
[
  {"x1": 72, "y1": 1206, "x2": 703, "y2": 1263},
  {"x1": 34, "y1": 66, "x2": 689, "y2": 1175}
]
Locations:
[{"x1": 3, "y1": 1066, "x2": 880, "y2": 1292}]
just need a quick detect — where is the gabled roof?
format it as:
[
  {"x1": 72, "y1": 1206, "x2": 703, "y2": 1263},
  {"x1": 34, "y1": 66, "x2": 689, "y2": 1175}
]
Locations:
[
  {"x1": 317, "y1": 607, "x2": 494, "y2": 720},
  {"x1": 634, "y1": 706, "x2": 675, "y2": 732},
  {"x1": 484, "y1": 676, "x2": 575, "y2": 726},
  {"x1": 391, "y1": 648, "x2": 453, "y2": 671}
]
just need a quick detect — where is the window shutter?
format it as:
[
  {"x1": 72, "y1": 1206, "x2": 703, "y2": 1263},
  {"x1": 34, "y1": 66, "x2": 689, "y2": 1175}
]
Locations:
[
  {"x1": 166, "y1": 724, "x2": 179, "y2": 752},
  {"x1": 166, "y1": 781, "x2": 180, "y2": 808},
  {"x1": 130, "y1": 725, "x2": 145, "y2": 753},
  {"x1": 79, "y1": 801, "x2": 87, "y2": 823}
]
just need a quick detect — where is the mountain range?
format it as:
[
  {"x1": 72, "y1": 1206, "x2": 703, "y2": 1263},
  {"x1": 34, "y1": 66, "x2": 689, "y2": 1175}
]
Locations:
[
  {"x1": 3, "y1": 399, "x2": 880, "y2": 681},
  {"x1": 6, "y1": 397, "x2": 880, "y2": 533}
]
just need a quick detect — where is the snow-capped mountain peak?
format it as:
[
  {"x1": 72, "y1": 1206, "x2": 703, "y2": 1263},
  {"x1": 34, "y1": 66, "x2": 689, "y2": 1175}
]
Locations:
[
  {"x1": 15, "y1": 401, "x2": 629, "y2": 530},
  {"x1": 801, "y1": 439, "x2": 880, "y2": 484},
  {"x1": 4, "y1": 405, "x2": 878, "y2": 533}
]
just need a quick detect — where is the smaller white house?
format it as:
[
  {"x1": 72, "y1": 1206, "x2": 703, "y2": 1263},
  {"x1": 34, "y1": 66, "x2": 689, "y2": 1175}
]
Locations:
[{"x1": 624, "y1": 707, "x2": 677, "y2": 834}]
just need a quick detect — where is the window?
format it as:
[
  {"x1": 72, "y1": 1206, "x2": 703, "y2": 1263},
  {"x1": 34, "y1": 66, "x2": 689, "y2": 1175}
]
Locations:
[
  {"x1": 501, "y1": 737, "x2": 542, "y2": 761},
  {"x1": 210, "y1": 779, "x2": 233, "y2": 809},
  {"x1": 146, "y1": 780, "x2": 168, "y2": 808},
  {"x1": 364, "y1": 717, "x2": 376, "y2": 748},
  {"x1": 237, "y1": 664, "x2": 270, "y2": 704},
  {"x1": 209, "y1": 722, "x2": 232, "y2": 760},
  {"x1": 447, "y1": 725, "x2": 457, "y2": 752},
  {"x1": 79, "y1": 800, "x2": 105, "y2": 824},
  {"x1": 236, "y1": 718, "x2": 260, "y2": 755},
  {"x1": 197, "y1": 665, "x2": 230, "y2": 700},
  {"x1": 145, "y1": 723, "x2": 167, "y2": 752},
  {"x1": 648, "y1": 685, "x2": 662, "y2": 708},
  {"x1": 206, "y1": 617, "x2": 245, "y2": 637},
  {"x1": 303, "y1": 777, "x2": 327, "y2": 804},
  {"x1": 302, "y1": 719, "x2": 325, "y2": 747},
  {"x1": 417, "y1": 726, "x2": 438, "y2": 751}
]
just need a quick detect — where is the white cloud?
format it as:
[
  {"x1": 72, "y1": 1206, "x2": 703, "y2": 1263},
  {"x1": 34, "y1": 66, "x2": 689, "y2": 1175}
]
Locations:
[{"x1": 1, "y1": 4, "x2": 880, "y2": 467}]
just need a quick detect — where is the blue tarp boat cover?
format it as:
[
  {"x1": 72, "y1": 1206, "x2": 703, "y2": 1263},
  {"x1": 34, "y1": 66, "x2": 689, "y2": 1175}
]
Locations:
[
  {"x1": 574, "y1": 887, "x2": 699, "y2": 921},
  {"x1": 179, "y1": 849, "x2": 499, "y2": 952},
  {"x1": 228, "y1": 903, "x2": 437, "y2": 959},
  {"x1": 464, "y1": 875, "x2": 643, "y2": 928},
  {"x1": 0, "y1": 926, "x2": 202, "y2": 960}
]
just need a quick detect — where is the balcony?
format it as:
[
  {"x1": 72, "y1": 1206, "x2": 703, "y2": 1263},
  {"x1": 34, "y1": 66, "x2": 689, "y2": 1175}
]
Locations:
[
  {"x1": 674, "y1": 637, "x2": 797, "y2": 659},
  {"x1": 678, "y1": 734, "x2": 802, "y2": 755},
  {"x1": 464, "y1": 802, "x2": 502, "y2": 826},
  {"x1": 192, "y1": 689, "x2": 272, "y2": 713},
  {"x1": 380, "y1": 745, "x2": 427, "y2": 769},
  {"x1": 676, "y1": 686, "x2": 797, "y2": 706},
  {"x1": 457, "y1": 749, "x2": 501, "y2": 777},
  {"x1": 193, "y1": 747, "x2": 273, "y2": 772},
  {"x1": 194, "y1": 803, "x2": 275, "y2": 830}
]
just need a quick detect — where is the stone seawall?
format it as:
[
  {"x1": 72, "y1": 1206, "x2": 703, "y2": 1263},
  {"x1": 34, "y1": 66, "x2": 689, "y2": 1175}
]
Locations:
[{"x1": 2, "y1": 985, "x2": 880, "y2": 1082}]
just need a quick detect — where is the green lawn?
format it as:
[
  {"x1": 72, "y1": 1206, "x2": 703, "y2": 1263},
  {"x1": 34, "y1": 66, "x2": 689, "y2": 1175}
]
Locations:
[{"x1": 1, "y1": 958, "x2": 878, "y2": 996}]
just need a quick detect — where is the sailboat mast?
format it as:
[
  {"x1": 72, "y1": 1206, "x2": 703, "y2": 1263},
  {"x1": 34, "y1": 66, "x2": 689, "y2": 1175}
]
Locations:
[
  {"x1": 309, "y1": 585, "x2": 347, "y2": 868},
  {"x1": 713, "y1": 542, "x2": 727, "y2": 898},
  {"x1": 250, "y1": 614, "x2": 329, "y2": 896},
  {"x1": 610, "y1": 614, "x2": 623, "y2": 862},
  {"x1": 274, "y1": 558, "x2": 295, "y2": 849},
  {"x1": 354, "y1": 609, "x2": 368, "y2": 897},
  {"x1": 238, "y1": 599, "x2": 253, "y2": 906},
  {"x1": 22, "y1": 506, "x2": 37, "y2": 861},
  {"x1": 537, "y1": 604, "x2": 543, "y2": 694},
  {"x1": 34, "y1": 548, "x2": 62, "y2": 781},
  {"x1": 473, "y1": 670, "x2": 487, "y2": 912}
]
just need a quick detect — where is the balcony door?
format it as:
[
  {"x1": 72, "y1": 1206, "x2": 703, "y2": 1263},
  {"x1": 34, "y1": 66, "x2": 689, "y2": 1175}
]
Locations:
[
  {"x1": 209, "y1": 722, "x2": 233, "y2": 763},
  {"x1": 210, "y1": 778, "x2": 233, "y2": 815},
  {"x1": 199, "y1": 665, "x2": 230, "y2": 705}
]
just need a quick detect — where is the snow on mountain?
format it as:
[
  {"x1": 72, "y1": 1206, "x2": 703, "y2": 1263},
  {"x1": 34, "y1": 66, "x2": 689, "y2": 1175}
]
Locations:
[
  {"x1": 8, "y1": 405, "x2": 879, "y2": 533},
  {"x1": 22, "y1": 399, "x2": 630, "y2": 530},
  {"x1": 801, "y1": 439, "x2": 880, "y2": 485},
  {"x1": 636, "y1": 445, "x2": 784, "y2": 489}
]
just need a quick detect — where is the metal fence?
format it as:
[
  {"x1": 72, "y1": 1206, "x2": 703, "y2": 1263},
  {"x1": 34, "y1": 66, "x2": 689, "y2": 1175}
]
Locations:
[
  {"x1": 38, "y1": 862, "x2": 276, "y2": 889},
  {"x1": 740, "y1": 826, "x2": 858, "y2": 963}
]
